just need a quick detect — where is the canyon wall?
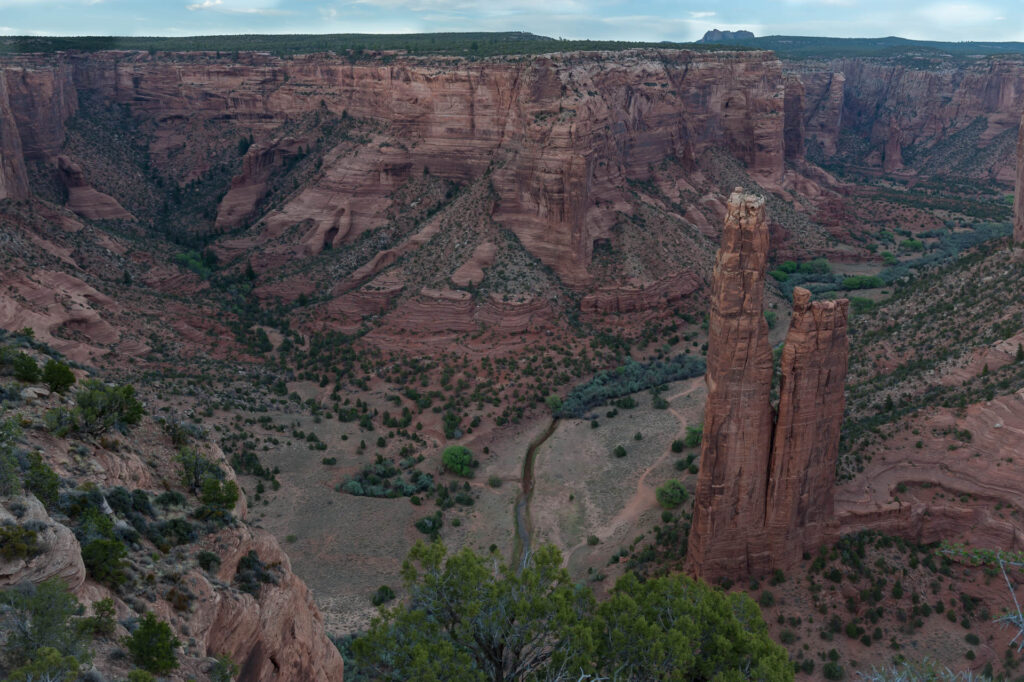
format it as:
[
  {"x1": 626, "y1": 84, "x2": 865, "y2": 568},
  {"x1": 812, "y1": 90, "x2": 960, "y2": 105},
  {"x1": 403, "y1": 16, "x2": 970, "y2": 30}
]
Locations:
[
  {"x1": 791, "y1": 58, "x2": 1024, "y2": 180},
  {"x1": 1016, "y1": 109, "x2": 1023, "y2": 245},
  {"x1": 687, "y1": 190, "x2": 850, "y2": 581},
  {"x1": 0, "y1": 49, "x2": 786, "y2": 285}
]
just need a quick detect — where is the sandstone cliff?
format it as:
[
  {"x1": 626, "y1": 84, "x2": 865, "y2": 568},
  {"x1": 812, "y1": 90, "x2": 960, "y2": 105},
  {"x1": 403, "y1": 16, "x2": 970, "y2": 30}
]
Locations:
[
  {"x1": 1015, "y1": 109, "x2": 1023, "y2": 245},
  {"x1": 687, "y1": 192, "x2": 850, "y2": 581},
  {"x1": 1, "y1": 49, "x2": 787, "y2": 287},
  {"x1": 792, "y1": 58, "x2": 1024, "y2": 180},
  {"x1": 0, "y1": 72, "x2": 29, "y2": 200}
]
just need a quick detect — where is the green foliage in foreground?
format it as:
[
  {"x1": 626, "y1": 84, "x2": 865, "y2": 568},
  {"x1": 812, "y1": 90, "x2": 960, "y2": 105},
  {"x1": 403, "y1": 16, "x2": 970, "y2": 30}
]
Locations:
[
  {"x1": 556, "y1": 355, "x2": 706, "y2": 419},
  {"x1": 0, "y1": 579, "x2": 92, "y2": 677},
  {"x1": 353, "y1": 542, "x2": 791, "y2": 682}
]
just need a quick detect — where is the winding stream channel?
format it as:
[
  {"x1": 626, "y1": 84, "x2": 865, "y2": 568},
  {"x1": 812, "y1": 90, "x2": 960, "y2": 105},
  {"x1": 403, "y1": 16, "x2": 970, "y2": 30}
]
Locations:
[{"x1": 512, "y1": 418, "x2": 559, "y2": 570}]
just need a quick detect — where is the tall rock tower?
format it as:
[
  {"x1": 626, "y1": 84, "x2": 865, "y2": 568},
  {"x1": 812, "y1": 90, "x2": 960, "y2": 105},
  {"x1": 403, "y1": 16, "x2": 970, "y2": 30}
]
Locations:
[
  {"x1": 687, "y1": 189, "x2": 850, "y2": 582},
  {"x1": 764, "y1": 287, "x2": 847, "y2": 558},
  {"x1": 686, "y1": 189, "x2": 776, "y2": 579}
]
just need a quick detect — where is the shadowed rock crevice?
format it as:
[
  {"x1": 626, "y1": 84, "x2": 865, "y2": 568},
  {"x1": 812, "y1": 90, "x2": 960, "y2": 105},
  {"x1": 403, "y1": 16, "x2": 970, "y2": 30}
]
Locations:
[{"x1": 686, "y1": 188, "x2": 849, "y2": 581}]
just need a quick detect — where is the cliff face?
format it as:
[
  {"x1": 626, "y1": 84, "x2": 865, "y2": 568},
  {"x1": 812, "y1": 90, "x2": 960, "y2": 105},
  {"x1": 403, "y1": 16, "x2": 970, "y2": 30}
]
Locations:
[
  {"x1": 0, "y1": 73, "x2": 29, "y2": 200},
  {"x1": 764, "y1": 287, "x2": 848, "y2": 557},
  {"x1": 687, "y1": 192, "x2": 850, "y2": 581},
  {"x1": 686, "y1": 190, "x2": 776, "y2": 579},
  {"x1": 1015, "y1": 110, "x2": 1024, "y2": 245},
  {"x1": 1, "y1": 49, "x2": 786, "y2": 285},
  {"x1": 793, "y1": 58, "x2": 1024, "y2": 180}
]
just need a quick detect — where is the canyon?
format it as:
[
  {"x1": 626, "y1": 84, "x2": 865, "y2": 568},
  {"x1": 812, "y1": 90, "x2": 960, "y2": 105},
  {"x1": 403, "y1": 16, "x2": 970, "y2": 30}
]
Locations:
[{"x1": 0, "y1": 35, "x2": 1023, "y2": 680}]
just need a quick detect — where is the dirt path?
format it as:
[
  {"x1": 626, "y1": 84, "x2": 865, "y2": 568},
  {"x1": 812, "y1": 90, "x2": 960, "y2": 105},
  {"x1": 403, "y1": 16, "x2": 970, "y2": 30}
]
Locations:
[{"x1": 563, "y1": 380, "x2": 703, "y2": 565}]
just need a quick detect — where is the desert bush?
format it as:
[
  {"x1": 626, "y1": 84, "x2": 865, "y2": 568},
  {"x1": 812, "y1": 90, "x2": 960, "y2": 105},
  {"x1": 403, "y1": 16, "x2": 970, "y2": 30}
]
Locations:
[
  {"x1": 81, "y1": 537, "x2": 128, "y2": 586},
  {"x1": 41, "y1": 360, "x2": 75, "y2": 394},
  {"x1": 371, "y1": 585, "x2": 396, "y2": 606},
  {"x1": 234, "y1": 551, "x2": 278, "y2": 597},
  {"x1": 442, "y1": 446, "x2": 473, "y2": 477},
  {"x1": 557, "y1": 355, "x2": 705, "y2": 418},
  {"x1": 655, "y1": 480, "x2": 688, "y2": 509},
  {"x1": 0, "y1": 523, "x2": 40, "y2": 561},
  {"x1": 10, "y1": 353, "x2": 40, "y2": 383},
  {"x1": 124, "y1": 612, "x2": 179, "y2": 675}
]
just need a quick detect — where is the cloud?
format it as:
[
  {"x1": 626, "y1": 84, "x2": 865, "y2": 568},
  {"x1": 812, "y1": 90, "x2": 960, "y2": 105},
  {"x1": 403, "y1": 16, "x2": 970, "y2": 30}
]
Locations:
[
  {"x1": 689, "y1": 11, "x2": 716, "y2": 18},
  {"x1": 917, "y1": 2, "x2": 1000, "y2": 25},
  {"x1": 185, "y1": 0, "x2": 289, "y2": 14}
]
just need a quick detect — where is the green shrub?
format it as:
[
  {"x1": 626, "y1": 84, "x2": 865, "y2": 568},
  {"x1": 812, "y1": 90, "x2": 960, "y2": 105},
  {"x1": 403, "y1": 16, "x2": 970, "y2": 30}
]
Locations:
[
  {"x1": 655, "y1": 480, "x2": 688, "y2": 509},
  {"x1": 371, "y1": 585, "x2": 396, "y2": 606},
  {"x1": 197, "y1": 550, "x2": 221, "y2": 572},
  {"x1": 80, "y1": 597, "x2": 117, "y2": 637},
  {"x1": 234, "y1": 550, "x2": 278, "y2": 596},
  {"x1": 0, "y1": 578, "x2": 91, "y2": 669},
  {"x1": 683, "y1": 424, "x2": 702, "y2": 448},
  {"x1": 442, "y1": 446, "x2": 473, "y2": 477},
  {"x1": 24, "y1": 453, "x2": 59, "y2": 510},
  {"x1": 0, "y1": 524, "x2": 40, "y2": 561},
  {"x1": 124, "y1": 612, "x2": 180, "y2": 675},
  {"x1": 823, "y1": 661, "x2": 845, "y2": 680},
  {"x1": 41, "y1": 360, "x2": 75, "y2": 394},
  {"x1": 841, "y1": 275, "x2": 885, "y2": 290},
  {"x1": 758, "y1": 591, "x2": 775, "y2": 608},
  {"x1": 613, "y1": 445, "x2": 627, "y2": 458},
  {"x1": 82, "y1": 538, "x2": 128, "y2": 586},
  {"x1": 487, "y1": 475, "x2": 502, "y2": 488},
  {"x1": 209, "y1": 654, "x2": 240, "y2": 682},
  {"x1": 11, "y1": 352, "x2": 40, "y2": 383},
  {"x1": 671, "y1": 439, "x2": 684, "y2": 453},
  {"x1": 66, "y1": 380, "x2": 144, "y2": 436},
  {"x1": 199, "y1": 477, "x2": 239, "y2": 509}
]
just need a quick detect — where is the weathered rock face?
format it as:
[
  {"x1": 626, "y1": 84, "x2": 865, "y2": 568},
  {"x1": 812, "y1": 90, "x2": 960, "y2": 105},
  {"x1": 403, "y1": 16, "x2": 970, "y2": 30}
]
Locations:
[
  {"x1": 764, "y1": 287, "x2": 848, "y2": 557},
  {"x1": 1, "y1": 49, "x2": 786, "y2": 286},
  {"x1": 792, "y1": 59, "x2": 1024, "y2": 179},
  {"x1": 0, "y1": 496, "x2": 86, "y2": 591},
  {"x1": 687, "y1": 194, "x2": 850, "y2": 581},
  {"x1": 686, "y1": 190, "x2": 776, "y2": 579},
  {"x1": 55, "y1": 155, "x2": 133, "y2": 221},
  {"x1": 216, "y1": 137, "x2": 307, "y2": 231},
  {"x1": 0, "y1": 74, "x2": 29, "y2": 200},
  {"x1": 1015, "y1": 110, "x2": 1024, "y2": 245}
]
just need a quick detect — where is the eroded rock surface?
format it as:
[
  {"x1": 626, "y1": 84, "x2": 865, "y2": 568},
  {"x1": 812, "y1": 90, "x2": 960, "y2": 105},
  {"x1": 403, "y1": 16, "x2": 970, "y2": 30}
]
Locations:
[
  {"x1": 764, "y1": 287, "x2": 848, "y2": 558},
  {"x1": 686, "y1": 189, "x2": 776, "y2": 579},
  {"x1": 1015, "y1": 109, "x2": 1023, "y2": 245},
  {"x1": 687, "y1": 192, "x2": 850, "y2": 581}
]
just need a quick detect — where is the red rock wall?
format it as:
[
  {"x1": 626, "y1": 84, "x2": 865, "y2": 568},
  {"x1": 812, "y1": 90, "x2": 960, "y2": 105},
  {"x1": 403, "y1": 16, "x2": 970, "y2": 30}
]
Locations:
[
  {"x1": 1015, "y1": 110, "x2": 1023, "y2": 245},
  {"x1": 764, "y1": 287, "x2": 848, "y2": 560},
  {"x1": 793, "y1": 59, "x2": 1024, "y2": 180},
  {"x1": 686, "y1": 190, "x2": 776, "y2": 579},
  {"x1": 0, "y1": 73, "x2": 29, "y2": 200},
  {"x1": 1, "y1": 49, "x2": 786, "y2": 285}
]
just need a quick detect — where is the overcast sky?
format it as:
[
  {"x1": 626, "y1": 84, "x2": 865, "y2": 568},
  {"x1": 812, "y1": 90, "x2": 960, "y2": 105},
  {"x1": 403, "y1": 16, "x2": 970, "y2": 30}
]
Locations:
[{"x1": 0, "y1": 0, "x2": 1021, "y2": 42}]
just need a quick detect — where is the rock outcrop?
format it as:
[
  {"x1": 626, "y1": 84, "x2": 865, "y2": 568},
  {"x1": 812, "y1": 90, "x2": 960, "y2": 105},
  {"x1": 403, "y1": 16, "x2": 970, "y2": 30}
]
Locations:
[
  {"x1": 216, "y1": 137, "x2": 307, "y2": 232},
  {"x1": 56, "y1": 155, "x2": 133, "y2": 221},
  {"x1": 687, "y1": 190, "x2": 850, "y2": 581},
  {"x1": 764, "y1": 287, "x2": 848, "y2": 558},
  {"x1": 1015, "y1": 109, "x2": 1023, "y2": 245},
  {"x1": 0, "y1": 496, "x2": 86, "y2": 591},
  {"x1": 686, "y1": 190, "x2": 776, "y2": 579}
]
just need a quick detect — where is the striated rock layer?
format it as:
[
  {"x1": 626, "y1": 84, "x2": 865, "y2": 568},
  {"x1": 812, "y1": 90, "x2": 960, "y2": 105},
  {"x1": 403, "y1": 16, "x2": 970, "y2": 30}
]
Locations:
[
  {"x1": 687, "y1": 191, "x2": 850, "y2": 581},
  {"x1": 686, "y1": 190, "x2": 776, "y2": 579},
  {"x1": 1016, "y1": 109, "x2": 1024, "y2": 245},
  {"x1": 0, "y1": 49, "x2": 787, "y2": 285},
  {"x1": 764, "y1": 287, "x2": 848, "y2": 558}
]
